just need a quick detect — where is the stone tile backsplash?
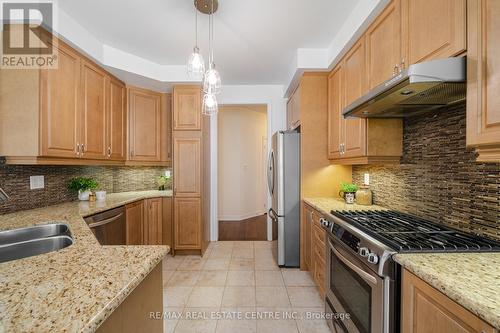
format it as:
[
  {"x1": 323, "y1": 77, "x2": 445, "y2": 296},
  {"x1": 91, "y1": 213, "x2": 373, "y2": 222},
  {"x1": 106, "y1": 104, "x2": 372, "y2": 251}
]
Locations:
[
  {"x1": 0, "y1": 165, "x2": 171, "y2": 214},
  {"x1": 352, "y1": 103, "x2": 500, "y2": 240}
]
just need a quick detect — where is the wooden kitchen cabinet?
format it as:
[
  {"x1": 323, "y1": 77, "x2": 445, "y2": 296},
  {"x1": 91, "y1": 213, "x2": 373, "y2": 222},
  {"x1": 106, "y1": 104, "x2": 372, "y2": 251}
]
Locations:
[
  {"x1": 365, "y1": 0, "x2": 402, "y2": 89},
  {"x1": 466, "y1": 0, "x2": 500, "y2": 162},
  {"x1": 125, "y1": 200, "x2": 144, "y2": 245},
  {"x1": 144, "y1": 198, "x2": 163, "y2": 245},
  {"x1": 302, "y1": 203, "x2": 313, "y2": 270},
  {"x1": 327, "y1": 65, "x2": 344, "y2": 160},
  {"x1": 0, "y1": 28, "x2": 128, "y2": 165},
  {"x1": 40, "y1": 39, "x2": 81, "y2": 159},
  {"x1": 107, "y1": 77, "x2": 127, "y2": 161},
  {"x1": 80, "y1": 60, "x2": 107, "y2": 160},
  {"x1": 174, "y1": 197, "x2": 202, "y2": 250},
  {"x1": 128, "y1": 87, "x2": 162, "y2": 162},
  {"x1": 287, "y1": 85, "x2": 301, "y2": 130},
  {"x1": 173, "y1": 131, "x2": 202, "y2": 197},
  {"x1": 162, "y1": 197, "x2": 173, "y2": 249},
  {"x1": 172, "y1": 85, "x2": 201, "y2": 131},
  {"x1": 401, "y1": 269, "x2": 496, "y2": 333},
  {"x1": 401, "y1": 0, "x2": 466, "y2": 65}
]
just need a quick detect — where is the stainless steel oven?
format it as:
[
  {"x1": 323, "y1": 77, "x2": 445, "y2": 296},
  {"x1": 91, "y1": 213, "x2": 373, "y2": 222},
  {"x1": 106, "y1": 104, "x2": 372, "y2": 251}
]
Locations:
[{"x1": 320, "y1": 216, "x2": 397, "y2": 333}]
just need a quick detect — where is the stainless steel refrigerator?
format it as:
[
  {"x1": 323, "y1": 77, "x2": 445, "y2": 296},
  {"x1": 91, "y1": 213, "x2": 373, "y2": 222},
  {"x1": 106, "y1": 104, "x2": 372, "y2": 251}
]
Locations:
[{"x1": 267, "y1": 130, "x2": 300, "y2": 267}]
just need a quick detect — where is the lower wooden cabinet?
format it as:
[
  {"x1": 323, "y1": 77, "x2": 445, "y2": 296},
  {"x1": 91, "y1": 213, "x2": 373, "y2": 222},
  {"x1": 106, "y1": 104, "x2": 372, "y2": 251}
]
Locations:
[
  {"x1": 125, "y1": 200, "x2": 144, "y2": 245},
  {"x1": 302, "y1": 202, "x2": 327, "y2": 297},
  {"x1": 174, "y1": 197, "x2": 202, "y2": 250},
  {"x1": 162, "y1": 197, "x2": 173, "y2": 249},
  {"x1": 401, "y1": 269, "x2": 496, "y2": 333},
  {"x1": 144, "y1": 198, "x2": 163, "y2": 245}
]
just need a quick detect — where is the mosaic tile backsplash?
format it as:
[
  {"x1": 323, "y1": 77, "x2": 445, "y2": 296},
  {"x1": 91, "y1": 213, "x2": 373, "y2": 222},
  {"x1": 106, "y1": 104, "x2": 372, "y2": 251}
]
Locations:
[
  {"x1": 0, "y1": 166, "x2": 171, "y2": 214},
  {"x1": 353, "y1": 103, "x2": 500, "y2": 240}
]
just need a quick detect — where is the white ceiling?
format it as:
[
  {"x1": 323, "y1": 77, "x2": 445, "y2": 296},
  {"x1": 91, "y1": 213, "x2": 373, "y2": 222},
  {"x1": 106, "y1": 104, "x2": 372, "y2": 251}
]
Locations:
[{"x1": 58, "y1": 0, "x2": 361, "y2": 85}]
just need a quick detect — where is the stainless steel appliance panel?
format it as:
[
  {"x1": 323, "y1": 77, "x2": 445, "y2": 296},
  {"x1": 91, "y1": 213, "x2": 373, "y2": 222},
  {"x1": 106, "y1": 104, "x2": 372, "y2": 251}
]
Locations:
[{"x1": 85, "y1": 206, "x2": 126, "y2": 245}]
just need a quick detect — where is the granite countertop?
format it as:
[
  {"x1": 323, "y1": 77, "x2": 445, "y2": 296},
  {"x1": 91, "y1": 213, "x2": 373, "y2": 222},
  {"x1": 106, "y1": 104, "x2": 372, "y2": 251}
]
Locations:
[
  {"x1": 0, "y1": 190, "x2": 172, "y2": 333},
  {"x1": 304, "y1": 197, "x2": 500, "y2": 329},
  {"x1": 303, "y1": 197, "x2": 387, "y2": 216},
  {"x1": 394, "y1": 253, "x2": 500, "y2": 329}
]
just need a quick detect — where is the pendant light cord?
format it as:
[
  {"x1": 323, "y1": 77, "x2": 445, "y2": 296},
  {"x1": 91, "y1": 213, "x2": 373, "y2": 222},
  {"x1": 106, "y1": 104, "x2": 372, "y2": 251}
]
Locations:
[
  {"x1": 195, "y1": 1, "x2": 198, "y2": 48},
  {"x1": 209, "y1": 0, "x2": 214, "y2": 66}
]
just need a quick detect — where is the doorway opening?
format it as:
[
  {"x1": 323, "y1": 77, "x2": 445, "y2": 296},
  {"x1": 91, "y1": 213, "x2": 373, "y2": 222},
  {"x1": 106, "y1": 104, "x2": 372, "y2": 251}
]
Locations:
[{"x1": 217, "y1": 105, "x2": 268, "y2": 241}]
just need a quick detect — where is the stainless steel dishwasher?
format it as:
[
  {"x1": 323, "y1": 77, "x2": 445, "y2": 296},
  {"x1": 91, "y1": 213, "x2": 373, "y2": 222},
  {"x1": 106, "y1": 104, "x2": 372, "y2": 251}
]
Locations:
[{"x1": 84, "y1": 206, "x2": 126, "y2": 245}]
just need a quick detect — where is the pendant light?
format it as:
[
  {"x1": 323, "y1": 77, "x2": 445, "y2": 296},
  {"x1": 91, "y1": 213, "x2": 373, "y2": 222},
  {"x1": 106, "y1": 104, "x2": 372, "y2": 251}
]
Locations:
[
  {"x1": 202, "y1": 91, "x2": 218, "y2": 115},
  {"x1": 203, "y1": 0, "x2": 221, "y2": 95},
  {"x1": 187, "y1": 1, "x2": 205, "y2": 79}
]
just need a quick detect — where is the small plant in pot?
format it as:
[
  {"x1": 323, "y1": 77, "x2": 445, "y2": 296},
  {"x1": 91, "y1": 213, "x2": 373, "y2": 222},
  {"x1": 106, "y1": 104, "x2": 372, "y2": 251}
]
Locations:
[
  {"x1": 339, "y1": 182, "x2": 359, "y2": 204},
  {"x1": 68, "y1": 177, "x2": 99, "y2": 201}
]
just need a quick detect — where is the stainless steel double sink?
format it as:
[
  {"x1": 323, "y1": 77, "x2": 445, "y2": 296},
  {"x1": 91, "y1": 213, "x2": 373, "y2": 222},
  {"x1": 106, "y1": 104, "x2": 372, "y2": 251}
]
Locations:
[{"x1": 0, "y1": 223, "x2": 74, "y2": 263}]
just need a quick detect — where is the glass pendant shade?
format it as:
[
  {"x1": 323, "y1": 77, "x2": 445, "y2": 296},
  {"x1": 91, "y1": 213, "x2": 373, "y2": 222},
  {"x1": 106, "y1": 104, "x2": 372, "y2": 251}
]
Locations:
[
  {"x1": 187, "y1": 47, "x2": 205, "y2": 79},
  {"x1": 203, "y1": 63, "x2": 222, "y2": 94},
  {"x1": 202, "y1": 92, "x2": 218, "y2": 115}
]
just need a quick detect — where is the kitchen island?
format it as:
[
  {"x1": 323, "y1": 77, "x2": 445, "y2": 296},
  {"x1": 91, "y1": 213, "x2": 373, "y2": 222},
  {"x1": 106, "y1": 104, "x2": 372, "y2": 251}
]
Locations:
[{"x1": 0, "y1": 191, "x2": 171, "y2": 332}]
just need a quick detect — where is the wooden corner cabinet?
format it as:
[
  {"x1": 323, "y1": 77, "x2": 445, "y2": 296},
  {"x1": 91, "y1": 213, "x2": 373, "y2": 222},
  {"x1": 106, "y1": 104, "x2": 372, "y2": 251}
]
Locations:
[
  {"x1": 401, "y1": 269, "x2": 496, "y2": 333},
  {"x1": 466, "y1": 0, "x2": 500, "y2": 162},
  {"x1": 0, "y1": 30, "x2": 128, "y2": 165}
]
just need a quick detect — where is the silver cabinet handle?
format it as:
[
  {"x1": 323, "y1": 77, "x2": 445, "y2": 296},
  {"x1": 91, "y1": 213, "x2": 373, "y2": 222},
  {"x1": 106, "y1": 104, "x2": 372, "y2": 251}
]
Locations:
[
  {"x1": 76, "y1": 143, "x2": 80, "y2": 156},
  {"x1": 107, "y1": 146, "x2": 111, "y2": 158},
  {"x1": 393, "y1": 64, "x2": 399, "y2": 76},
  {"x1": 400, "y1": 58, "x2": 405, "y2": 72}
]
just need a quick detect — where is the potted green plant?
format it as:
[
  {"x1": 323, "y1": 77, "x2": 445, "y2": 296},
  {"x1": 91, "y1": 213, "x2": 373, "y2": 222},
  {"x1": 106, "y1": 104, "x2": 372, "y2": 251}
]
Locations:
[
  {"x1": 68, "y1": 177, "x2": 99, "y2": 201},
  {"x1": 157, "y1": 175, "x2": 171, "y2": 191},
  {"x1": 339, "y1": 182, "x2": 359, "y2": 204}
]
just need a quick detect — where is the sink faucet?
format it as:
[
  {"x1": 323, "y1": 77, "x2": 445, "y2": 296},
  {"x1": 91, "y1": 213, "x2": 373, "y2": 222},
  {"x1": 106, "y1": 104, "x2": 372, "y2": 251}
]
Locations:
[{"x1": 0, "y1": 187, "x2": 8, "y2": 202}]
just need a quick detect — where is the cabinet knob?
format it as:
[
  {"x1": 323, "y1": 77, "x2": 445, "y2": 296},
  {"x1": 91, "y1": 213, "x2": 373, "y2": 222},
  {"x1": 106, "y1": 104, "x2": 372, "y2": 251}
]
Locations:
[
  {"x1": 107, "y1": 147, "x2": 111, "y2": 158},
  {"x1": 76, "y1": 143, "x2": 80, "y2": 156}
]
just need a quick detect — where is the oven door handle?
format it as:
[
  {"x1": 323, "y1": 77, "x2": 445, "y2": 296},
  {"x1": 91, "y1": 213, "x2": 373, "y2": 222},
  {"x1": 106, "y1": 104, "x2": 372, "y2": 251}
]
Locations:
[{"x1": 330, "y1": 240, "x2": 378, "y2": 285}]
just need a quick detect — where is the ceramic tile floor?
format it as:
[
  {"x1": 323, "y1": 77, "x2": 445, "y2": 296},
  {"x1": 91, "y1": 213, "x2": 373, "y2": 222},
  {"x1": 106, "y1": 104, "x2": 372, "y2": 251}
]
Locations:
[{"x1": 162, "y1": 241, "x2": 330, "y2": 333}]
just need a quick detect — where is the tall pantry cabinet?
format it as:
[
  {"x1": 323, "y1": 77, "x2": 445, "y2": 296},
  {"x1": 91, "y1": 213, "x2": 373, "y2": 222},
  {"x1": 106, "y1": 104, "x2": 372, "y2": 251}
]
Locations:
[{"x1": 172, "y1": 85, "x2": 210, "y2": 255}]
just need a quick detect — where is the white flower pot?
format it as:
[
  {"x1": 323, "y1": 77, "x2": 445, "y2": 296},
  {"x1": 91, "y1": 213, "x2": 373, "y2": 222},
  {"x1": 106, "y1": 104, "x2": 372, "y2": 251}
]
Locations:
[{"x1": 78, "y1": 190, "x2": 91, "y2": 201}]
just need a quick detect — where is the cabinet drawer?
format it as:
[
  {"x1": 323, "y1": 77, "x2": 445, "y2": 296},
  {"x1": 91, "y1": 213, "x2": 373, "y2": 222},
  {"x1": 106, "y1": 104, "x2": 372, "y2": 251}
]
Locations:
[
  {"x1": 314, "y1": 242, "x2": 326, "y2": 266},
  {"x1": 314, "y1": 259, "x2": 326, "y2": 296},
  {"x1": 312, "y1": 223, "x2": 325, "y2": 247}
]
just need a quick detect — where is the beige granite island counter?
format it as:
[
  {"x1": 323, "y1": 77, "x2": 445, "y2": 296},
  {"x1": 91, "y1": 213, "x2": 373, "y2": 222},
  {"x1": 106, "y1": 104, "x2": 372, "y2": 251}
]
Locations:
[
  {"x1": 394, "y1": 252, "x2": 500, "y2": 330},
  {"x1": 303, "y1": 197, "x2": 387, "y2": 216},
  {"x1": 0, "y1": 190, "x2": 172, "y2": 333}
]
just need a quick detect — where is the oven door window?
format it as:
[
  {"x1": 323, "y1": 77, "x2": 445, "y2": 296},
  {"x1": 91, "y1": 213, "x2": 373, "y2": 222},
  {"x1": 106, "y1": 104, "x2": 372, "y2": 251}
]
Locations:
[{"x1": 330, "y1": 250, "x2": 371, "y2": 333}]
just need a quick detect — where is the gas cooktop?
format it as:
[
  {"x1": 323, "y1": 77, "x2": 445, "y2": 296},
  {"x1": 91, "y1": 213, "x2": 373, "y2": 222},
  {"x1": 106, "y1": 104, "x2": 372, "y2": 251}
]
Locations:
[{"x1": 330, "y1": 210, "x2": 500, "y2": 253}]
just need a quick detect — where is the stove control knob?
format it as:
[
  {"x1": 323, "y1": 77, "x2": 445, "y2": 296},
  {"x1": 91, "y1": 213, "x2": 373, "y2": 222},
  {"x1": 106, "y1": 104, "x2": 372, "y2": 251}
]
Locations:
[
  {"x1": 367, "y1": 253, "x2": 379, "y2": 265},
  {"x1": 320, "y1": 218, "x2": 331, "y2": 228},
  {"x1": 358, "y1": 247, "x2": 370, "y2": 257}
]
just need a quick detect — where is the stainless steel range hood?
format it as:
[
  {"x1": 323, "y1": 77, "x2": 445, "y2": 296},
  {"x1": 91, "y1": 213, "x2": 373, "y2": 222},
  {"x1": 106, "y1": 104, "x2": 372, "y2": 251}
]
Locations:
[{"x1": 343, "y1": 57, "x2": 466, "y2": 118}]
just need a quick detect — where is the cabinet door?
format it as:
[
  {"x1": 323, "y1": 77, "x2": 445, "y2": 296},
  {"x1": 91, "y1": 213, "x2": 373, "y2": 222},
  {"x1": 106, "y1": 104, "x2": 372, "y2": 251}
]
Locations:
[
  {"x1": 286, "y1": 98, "x2": 293, "y2": 130},
  {"x1": 144, "y1": 198, "x2": 163, "y2": 245},
  {"x1": 402, "y1": 0, "x2": 466, "y2": 65},
  {"x1": 126, "y1": 200, "x2": 144, "y2": 245},
  {"x1": 107, "y1": 78, "x2": 126, "y2": 160},
  {"x1": 343, "y1": 39, "x2": 367, "y2": 158},
  {"x1": 161, "y1": 94, "x2": 173, "y2": 162},
  {"x1": 327, "y1": 65, "x2": 344, "y2": 159},
  {"x1": 40, "y1": 41, "x2": 81, "y2": 158},
  {"x1": 162, "y1": 197, "x2": 173, "y2": 248},
  {"x1": 173, "y1": 131, "x2": 202, "y2": 197},
  {"x1": 303, "y1": 205, "x2": 313, "y2": 270},
  {"x1": 366, "y1": 0, "x2": 402, "y2": 89},
  {"x1": 173, "y1": 85, "x2": 201, "y2": 131},
  {"x1": 129, "y1": 87, "x2": 161, "y2": 161},
  {"x1": 467, "y1": 0, "x2": 500, "y2": 156},
  {"x1": 401, "y1": 269, "x2": 496, "y2": 333},
  {"x1": 288, "y1": 86, "x2": 301, "y2": 129},
  {"x1": 80, "y1": 60, "x2": 107, "y2": 160},
  {"x1": 174, "y1": 197, "x2": 202, "y2": 250}
]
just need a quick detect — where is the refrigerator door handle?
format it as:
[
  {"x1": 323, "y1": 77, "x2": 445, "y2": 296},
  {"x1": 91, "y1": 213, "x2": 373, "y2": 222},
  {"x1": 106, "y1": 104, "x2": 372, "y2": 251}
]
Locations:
[
  {"x1": 268, "y1": 208, "x2": 278, "y2": 222},
  {"x1": 267, "y1": 150, "x2": 275, "y2": 196}
]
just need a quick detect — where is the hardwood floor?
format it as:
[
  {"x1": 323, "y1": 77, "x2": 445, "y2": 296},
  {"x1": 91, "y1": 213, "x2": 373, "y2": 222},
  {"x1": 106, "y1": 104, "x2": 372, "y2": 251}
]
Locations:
[{"x1": 219, "y1": 214, "x2": 268, "y2": 241}]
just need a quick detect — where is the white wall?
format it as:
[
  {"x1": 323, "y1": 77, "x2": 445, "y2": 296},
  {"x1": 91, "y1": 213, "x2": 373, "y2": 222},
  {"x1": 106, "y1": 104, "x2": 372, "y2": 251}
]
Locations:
[
  {"x1": 218, "y1": 105, "x2": 267, "y2": 221},
  {"x1": 209, "y1": 85, "x2": 287, "y2": 240}
]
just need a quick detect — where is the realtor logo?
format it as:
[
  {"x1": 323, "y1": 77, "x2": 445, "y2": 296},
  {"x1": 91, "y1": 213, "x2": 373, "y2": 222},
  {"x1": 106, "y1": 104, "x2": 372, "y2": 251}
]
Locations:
[{"x1": 1, "y1": 1, "x2": 58, "y2": 68}]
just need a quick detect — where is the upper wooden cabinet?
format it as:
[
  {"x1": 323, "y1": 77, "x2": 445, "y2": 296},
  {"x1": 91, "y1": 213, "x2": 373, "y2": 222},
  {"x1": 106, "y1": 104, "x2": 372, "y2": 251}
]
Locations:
[
  {"x1": 466, "y1": 0, "x2": 500, "y2": 162},
  {"x1": 80, "y1": 60, "x2": 107, "y2": 160},
  {"x1": 327, "y1": 65, "x2": 344, "y2": 160},
  {"x1": 40, "y1": 40, "x2": 81, "y2": 159},
  {"x1": 128, "y1": 87, "x2": 161, "y2": 162},
  {"x1": 173, "y1": 85, "x2": 201, "y2": 131},
  {"x1": 0, "y1": 35, "x2": 128, "y2": 165},
  {"x1": 401, "y1": 0, "x2": 466, "y2": 65},
  {"x1": 287, "y1": 85, "x2": 301, "y2": 130},
  {"x1": 401, "y1": 269, "x2": 496, "y2": 333},
  {"x1": 366, "y1": 0, "x2": 402, "y2": 89},
  {"x1": 107, "y1": 77, "x2": 127, "y2": 161},
  {"x1": 173, "y1": 131, "x2": 202, "y2": 197}
]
